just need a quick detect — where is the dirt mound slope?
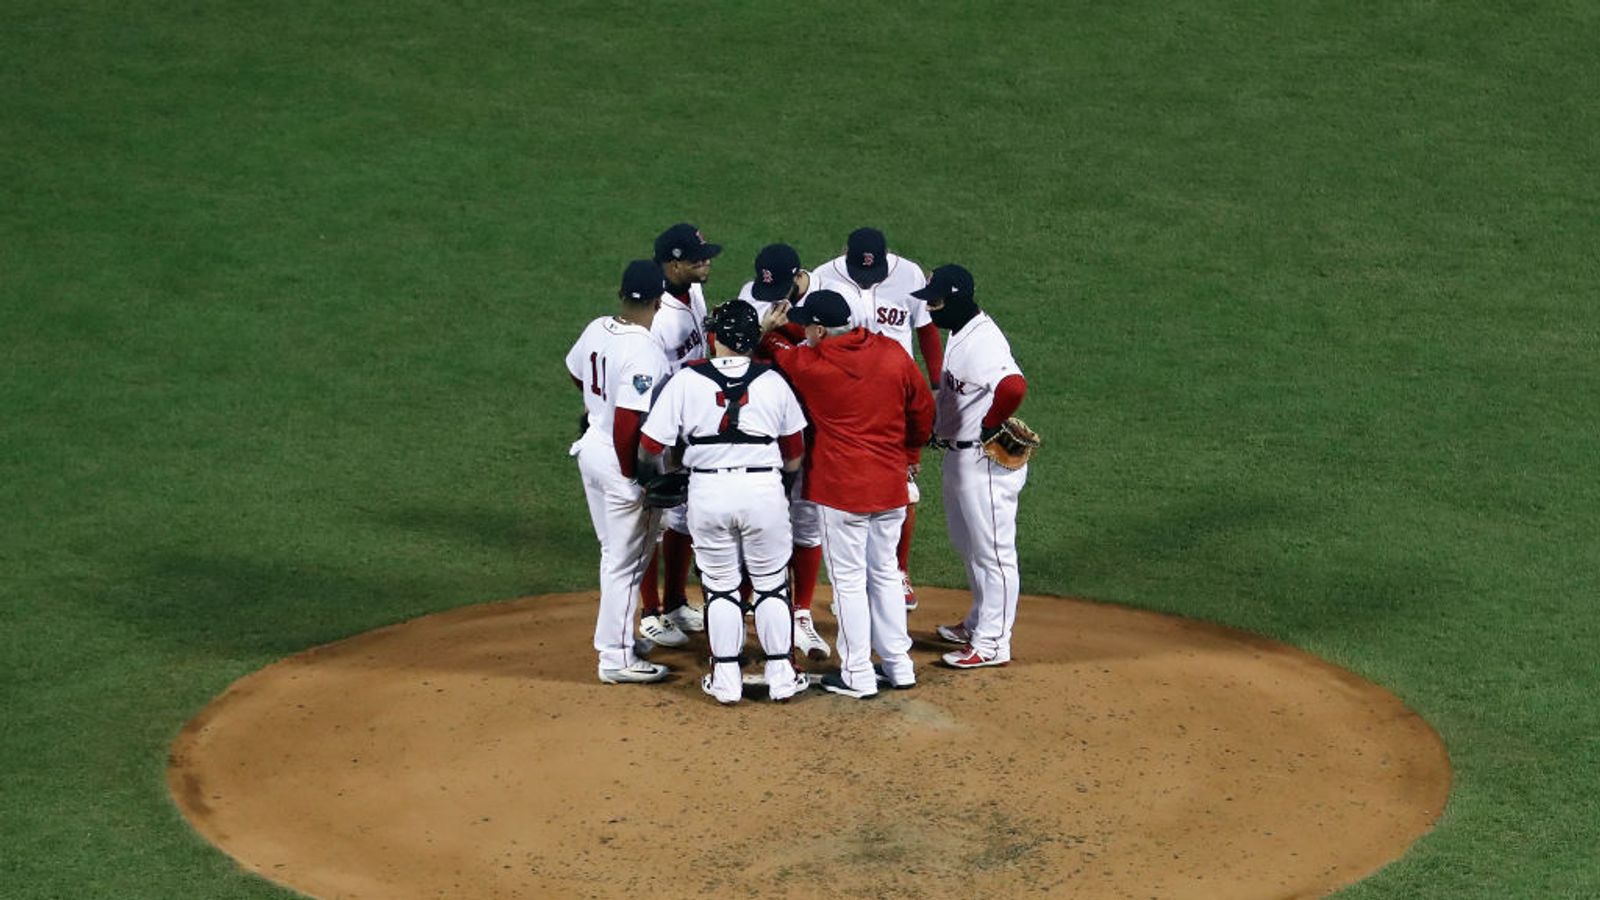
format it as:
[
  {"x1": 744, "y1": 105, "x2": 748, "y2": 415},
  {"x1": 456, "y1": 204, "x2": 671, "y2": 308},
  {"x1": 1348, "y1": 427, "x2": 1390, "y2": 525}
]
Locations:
[{"x1": 169, "y1": 587, "x2": 1450, "y2": 899}]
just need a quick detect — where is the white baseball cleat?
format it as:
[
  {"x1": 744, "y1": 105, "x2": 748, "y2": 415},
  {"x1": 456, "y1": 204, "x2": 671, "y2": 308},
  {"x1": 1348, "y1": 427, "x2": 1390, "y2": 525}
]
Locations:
[
  {"x1": 598, "y1": 660, "x2": 670, "y2": 684},
  {"x1": 793, "y1": 611, "x2": 831, "y2": 660},
  {"x1": 639, "y1": 614, "x2": 689, "y2": 648},
  {"x1": 935, "y1": 623, "x2": 972, "y2": 645},
  {"x1": 700, "y1": 674, "x2": 740, "y2": 705},
  {"x1": 768, "y1": 668, "x2": 809, "y2": 703},
  {"x1": 941, "y1": 645, "x2": 1009, "y2": 669},
  {"x1": 664, "y1": 603, "x2": 706, "y2": 633}
]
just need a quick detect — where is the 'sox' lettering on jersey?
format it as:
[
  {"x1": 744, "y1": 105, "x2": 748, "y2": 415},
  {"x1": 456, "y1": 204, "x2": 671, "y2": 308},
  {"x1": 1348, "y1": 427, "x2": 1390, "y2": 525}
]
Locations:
[
  {"x1": 876, "y1": 307, "x2": 908, "y2": 327},
  {"x1": 944, "y1": 370, "x2": 969, "y2": 394}
]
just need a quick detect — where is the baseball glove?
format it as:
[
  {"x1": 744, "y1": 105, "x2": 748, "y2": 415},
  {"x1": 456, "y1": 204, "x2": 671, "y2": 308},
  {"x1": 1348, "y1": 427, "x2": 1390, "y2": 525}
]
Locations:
[
  {"x1": 981, "y1": 417, "x2": 1041, "y2": 470},
  {"x1": 640, "y1": 471, "x2": 690, "y2": 509}
]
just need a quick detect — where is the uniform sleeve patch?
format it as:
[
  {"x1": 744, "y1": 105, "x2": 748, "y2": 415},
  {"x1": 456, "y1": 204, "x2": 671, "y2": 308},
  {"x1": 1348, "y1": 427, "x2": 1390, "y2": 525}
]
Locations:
[{"x1": 633, "y1": 374, "x2": 654, "y2": 394}]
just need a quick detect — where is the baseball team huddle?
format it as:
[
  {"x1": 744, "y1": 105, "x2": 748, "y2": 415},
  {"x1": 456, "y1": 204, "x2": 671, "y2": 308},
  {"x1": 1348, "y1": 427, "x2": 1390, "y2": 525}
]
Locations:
[{"x1": 566, "y1": 223, "x2": 1038, "y2": 703}]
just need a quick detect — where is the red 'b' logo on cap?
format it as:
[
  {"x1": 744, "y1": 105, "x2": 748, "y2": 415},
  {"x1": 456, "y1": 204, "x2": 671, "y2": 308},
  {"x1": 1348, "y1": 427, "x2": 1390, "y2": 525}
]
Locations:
[
  {"x1": 862, "y1": 252, "x2": 876, "y2": 266},
  {"x1": 761, "y1": 269, "x2": 773, "y2": 284}
]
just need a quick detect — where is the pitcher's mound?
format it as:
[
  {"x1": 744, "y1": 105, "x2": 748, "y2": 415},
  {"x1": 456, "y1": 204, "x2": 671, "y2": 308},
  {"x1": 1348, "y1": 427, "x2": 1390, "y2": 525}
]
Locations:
[{"x1": 168, "y1": 587, "x2": 1449, "y2": 899}]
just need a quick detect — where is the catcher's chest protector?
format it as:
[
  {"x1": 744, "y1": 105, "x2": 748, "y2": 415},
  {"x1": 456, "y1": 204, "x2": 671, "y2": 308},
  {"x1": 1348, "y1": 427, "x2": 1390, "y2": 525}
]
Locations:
[{"x1": 685, "y1": 361, "x2": 775, "y2": 445}]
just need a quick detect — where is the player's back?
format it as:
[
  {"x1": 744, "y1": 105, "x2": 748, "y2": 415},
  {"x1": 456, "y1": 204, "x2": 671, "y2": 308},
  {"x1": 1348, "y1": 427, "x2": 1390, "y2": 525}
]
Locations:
[
  {"x1": 646, "y1": 357, "x2": 804, "y2": 473},
  {"x1": 566, "y1": 316, "x2": 668, "y2": 448},
  {"x1": 776, "y1": 329, "x2": 933, "y2": 513}
]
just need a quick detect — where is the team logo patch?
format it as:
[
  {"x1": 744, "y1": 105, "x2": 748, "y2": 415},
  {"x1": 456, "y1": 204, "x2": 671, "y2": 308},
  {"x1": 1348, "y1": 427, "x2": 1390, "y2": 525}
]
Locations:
[
  {"x1": 862, "y1": 252, "x2": 876, "y2": 267},
  {"x1": 633, "y1": 374, "x2": 653, "y2": 394},
  {"x1": 760, "y1": 268, "x2": 773, "y2": 284}
]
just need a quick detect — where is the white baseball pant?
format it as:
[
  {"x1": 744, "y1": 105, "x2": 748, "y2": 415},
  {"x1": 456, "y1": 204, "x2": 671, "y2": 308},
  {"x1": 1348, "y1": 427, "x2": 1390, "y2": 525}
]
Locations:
[
  {"x1": 577, "y1": 442, "x2": 660, "y2": 674},
  {"x1": 790, "y1": 469, "x2": 821, "y2": 548},
  {"x1": 688, "y1": 471, "x2": 800, "y2": 702},
  {"x1": 942, "y1": 447, "x2": 1027, "y2": 659},
  {"x1": 817, "y1": 503, "x2": 913, "y2": 693}
]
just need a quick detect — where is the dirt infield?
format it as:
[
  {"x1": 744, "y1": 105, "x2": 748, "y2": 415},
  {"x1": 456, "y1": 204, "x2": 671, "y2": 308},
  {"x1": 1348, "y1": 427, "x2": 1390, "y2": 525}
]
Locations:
[{"x1": 168, "y1": 587, "x2": 1450, "y2": 899}]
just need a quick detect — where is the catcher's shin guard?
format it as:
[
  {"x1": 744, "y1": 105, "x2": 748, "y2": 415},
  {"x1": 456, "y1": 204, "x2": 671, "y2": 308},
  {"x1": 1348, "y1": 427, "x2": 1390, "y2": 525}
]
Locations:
[
  {"x1": 702, "y1": 586, "x2": 747, "y2": 662},
  {"x1": 750, "y1": 570, "x2": 803, "y2": 700},
  {"x1": 747, "y1": 570, "x2": 794, "y2": 660}
]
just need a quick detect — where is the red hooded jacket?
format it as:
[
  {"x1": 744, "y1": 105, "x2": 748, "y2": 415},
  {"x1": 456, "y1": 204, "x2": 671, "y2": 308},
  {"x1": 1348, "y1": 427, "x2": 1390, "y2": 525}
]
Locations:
[{"x1": 762, "y1": 328, "x2": 935, "y2": 514}]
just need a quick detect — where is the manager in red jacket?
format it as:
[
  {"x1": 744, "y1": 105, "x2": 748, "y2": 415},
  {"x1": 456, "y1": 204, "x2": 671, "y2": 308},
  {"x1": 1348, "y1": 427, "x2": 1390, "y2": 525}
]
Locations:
[{"x1": 760, "y1": 290, "x2": 936, "y2": 698}]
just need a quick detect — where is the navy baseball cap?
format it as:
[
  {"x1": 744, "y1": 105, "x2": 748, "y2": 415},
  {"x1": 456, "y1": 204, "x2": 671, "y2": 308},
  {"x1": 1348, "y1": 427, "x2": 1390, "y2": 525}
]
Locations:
[
  {"x1": 619, "y1": 259, "x2": 667, "y2": 301},
  {"x1": 845, "y1": 227, "x2": 889, "y2": 287},
  {"x1": 750, "y1": 243, "x2": 802, "y2": 302},
  {"x1": 654, "y1": 223, "x2": 723, "y2": 264},
  {"x1": 786, "y1": 289, "x2": 852, "y2": 328},
  {"x1": 911, "y1": 264, "x2": 975, "y2": 302}
]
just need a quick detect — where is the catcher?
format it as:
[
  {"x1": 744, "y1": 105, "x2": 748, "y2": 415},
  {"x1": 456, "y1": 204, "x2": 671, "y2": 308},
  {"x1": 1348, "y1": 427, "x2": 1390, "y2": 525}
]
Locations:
[
  {"x1": 638, "y1": 299, "x2": 811, "y2": 704},
  {"x1": 912, "y1": 265, "x2": 1040, "y2": 669}
]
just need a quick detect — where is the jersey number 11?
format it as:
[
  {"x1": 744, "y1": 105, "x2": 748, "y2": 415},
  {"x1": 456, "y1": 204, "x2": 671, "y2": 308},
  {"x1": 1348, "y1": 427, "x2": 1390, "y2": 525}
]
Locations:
[{"x1": 588, "y1": 352, "x2": 607, "y2": 400}]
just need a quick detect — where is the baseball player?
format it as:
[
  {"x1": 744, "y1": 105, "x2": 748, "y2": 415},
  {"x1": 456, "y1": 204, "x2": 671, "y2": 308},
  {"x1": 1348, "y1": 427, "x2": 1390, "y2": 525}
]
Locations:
[
  {"x1": 564, "y1": 260, "x2": 675, "y2": 684},
  {"x1": 913, "y1": 265, "x2": 1030, "y2": 668},
  {"x1": 636, "y1": 223, "x2": 722, "y2": 648},
  {"x1": 758, "y1": 290, "x2": 935, "y2": 698},
  {"x1": 640, "y1": 300, "x2": 810, "y2": 704},
  {"x1": 813, "y1": 227, "x2": 944, "y2": 612},
  {"x1": 738, "y1": 244, "x2": 829, "y2": 659}
]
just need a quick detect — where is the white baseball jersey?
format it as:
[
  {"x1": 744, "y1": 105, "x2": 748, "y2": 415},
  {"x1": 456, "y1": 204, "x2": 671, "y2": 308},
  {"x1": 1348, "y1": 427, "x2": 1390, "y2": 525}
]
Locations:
[
  {"x1": 937, "y1": 309, "x2": 1027, "y2": 662},
  {"x1": 812, "y1": 252, "x2": 931, "y2": 357},
  {"x1": 566, "y1": 315, "x2": 671, "y2": 676},
  {"x1": 934, "y1": 312, "x2": 1023, "y2": 441},
  {"x1": 652, "y1": 284, "x2": 709, "y2": 372},
  {"x1": 641, "y1": 357, "x2": 806, "y2": 470},
  {"x1": 736, "y1": 269, "x2": 814, "y2": 323},
  {"x1": 565, "y1": 316, "x2": 670, "y2": 458}
]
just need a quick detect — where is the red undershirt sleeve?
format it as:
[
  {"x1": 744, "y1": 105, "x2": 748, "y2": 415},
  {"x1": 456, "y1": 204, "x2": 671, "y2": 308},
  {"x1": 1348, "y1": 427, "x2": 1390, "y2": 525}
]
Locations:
[
  {"x1": 613, "y1": 408, "x2": 644, "y2": 478},
  {"x1": 778, "y1": 431, "x2": 805, "y2": 462},
  {"x1": 982, "y1": 374, "x2": 1028, "y2": 428},
  {"x1": 915, "y1": 323, "x2": 944, "y2": 386},
  {"x1": 640, "y1": 434, "x2": 666, "y2": 456}
]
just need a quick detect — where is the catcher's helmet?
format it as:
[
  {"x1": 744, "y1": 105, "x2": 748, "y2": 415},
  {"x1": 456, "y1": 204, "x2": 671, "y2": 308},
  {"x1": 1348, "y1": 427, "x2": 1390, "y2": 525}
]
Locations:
[{"x1": 705, "y1": 299, "x2": 761, "y2": 354}]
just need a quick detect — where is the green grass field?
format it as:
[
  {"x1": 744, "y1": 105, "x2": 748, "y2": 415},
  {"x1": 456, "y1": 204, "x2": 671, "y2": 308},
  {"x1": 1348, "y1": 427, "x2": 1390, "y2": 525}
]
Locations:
[{"x1": 4, "y1": 2, "x2": 1597, "y2": 896}]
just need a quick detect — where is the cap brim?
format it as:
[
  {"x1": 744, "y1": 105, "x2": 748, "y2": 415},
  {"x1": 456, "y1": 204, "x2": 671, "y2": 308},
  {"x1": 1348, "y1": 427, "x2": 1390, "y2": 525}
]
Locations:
[
  {"x1": 909, "y1": 283, "x2": 942, "y2": 300},
  {"x1": 787, "y1": 307, "x2": 852, "y2": 329},
  {"x1": 786, "y1": 305, "x2": 817, "y2": 326},
  {"x1": 846, "y1": 260, "x2": 888, "y2": 287},
  {"x1": 687, "y1": 243, "x2": 723, "y2": 262},
  {"x1": 750, "y1": 277, "x2": 792, "y2": 302}
]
